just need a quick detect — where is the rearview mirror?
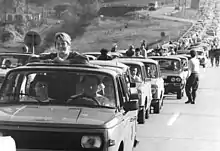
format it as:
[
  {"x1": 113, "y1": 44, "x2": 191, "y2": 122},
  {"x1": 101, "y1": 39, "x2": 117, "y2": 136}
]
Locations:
[
  {"x1": 123, "y1": 101, "x2": 139, "y2": 112},
  {"x1": 130, "y1": 82, "x2": 136, "y2": 88}
]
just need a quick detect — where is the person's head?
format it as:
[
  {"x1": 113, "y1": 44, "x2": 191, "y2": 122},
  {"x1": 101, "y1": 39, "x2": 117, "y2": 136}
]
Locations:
[
  {"x1": 54, "y1": 32, "x2": 71, "y2": 55},
  {"x1": 81, "y1": 75, "x2": 101, "y2": 96},
  {"x1": 4, "y1": 60, "x2": 12, "y2": 68},
  {"x1": 190, "y1": 50, "x2": 197, "y2": 58},
  {"x1": 130, "y1": 67, "x2": 138, "y2": 76},
  {"x1": 135, "y1": 48, "x2": 141, "y2": 56},
  {"x1": 126, "y1": 45, "x2": 135, "y2": 57},
  {"x1": 100, "y1": 48, "x2": 109, "y2": 55},
  {"x1": 33, "y1": 76, "x2": 49, "y2": 99},
  {"x1": 102, "y1": 77, "x2": 114, "y2": 97}
]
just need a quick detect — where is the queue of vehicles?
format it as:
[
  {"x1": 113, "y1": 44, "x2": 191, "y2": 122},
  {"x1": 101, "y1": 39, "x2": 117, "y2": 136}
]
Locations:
[{"x1": 0, "y1": 49, "x2": 195, "y2": 151}]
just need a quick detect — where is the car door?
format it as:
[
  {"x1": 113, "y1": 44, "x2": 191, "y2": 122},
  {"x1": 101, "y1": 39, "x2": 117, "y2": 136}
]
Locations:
[{"x1": 117, "y1": 77, "x2": 136, "y2": 151}]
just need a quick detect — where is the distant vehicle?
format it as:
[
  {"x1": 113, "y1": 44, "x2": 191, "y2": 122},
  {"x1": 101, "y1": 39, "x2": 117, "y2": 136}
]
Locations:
[
  {"x1": 0, "y1": 52, "x2": 38, "y2": 86},
  {"x1": 83, "y1": 52, "x2": 123, "y2": 59},
  {"x1": 116, "y1": 57, "x2": 165, "y2": 114},
  {"x1": 149, "y1": 56, "x2": 186, "y2": 99},
  {"x1": 116, "y1": 59, "x2": 152, "y2": 124}
]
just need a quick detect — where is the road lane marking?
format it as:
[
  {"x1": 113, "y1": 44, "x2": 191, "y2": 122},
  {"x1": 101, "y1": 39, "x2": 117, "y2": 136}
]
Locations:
[{"x1": 167, "y1": 112, "x2": 180, "y2": 126}]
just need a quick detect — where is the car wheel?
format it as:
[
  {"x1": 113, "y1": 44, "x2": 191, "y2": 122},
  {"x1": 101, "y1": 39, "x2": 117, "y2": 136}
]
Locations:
[
  {"x1": 154, "y1": 100, "x2": 160, "y2": 114},
  {"x1": 138, "y1": 108, "x2": 145, "y2": 124},
  {"x1": 177, "y1": 90, "x2": 182, "y2": 99}
]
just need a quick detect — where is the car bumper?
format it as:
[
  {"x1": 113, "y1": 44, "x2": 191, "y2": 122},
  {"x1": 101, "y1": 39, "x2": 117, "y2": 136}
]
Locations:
[{"x1": 164, "y1": 83, "x2": 183, "y2": 93}]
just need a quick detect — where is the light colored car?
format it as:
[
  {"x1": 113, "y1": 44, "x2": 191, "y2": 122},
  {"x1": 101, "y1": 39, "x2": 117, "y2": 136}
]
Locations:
[
  {"x1": 149, "y1": 56, "x2": 186, "y2": 99},
  {"x1": 117, "y1": 58, "x2": 165, "y2": 114},
  {"x1": 0, "y1": 61, "x2": 139, "y2": 151},
  {"x1": 171, "y1": 55, "x2": 189, "y2": 79},
  {"x1": 116, "y1": 59, "x2": 152, "y2": 124}
]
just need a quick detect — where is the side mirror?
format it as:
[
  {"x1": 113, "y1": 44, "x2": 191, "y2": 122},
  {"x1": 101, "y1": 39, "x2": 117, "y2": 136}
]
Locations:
[
  {"x1": 123, "y1": 101, "x2": 139, "y2": 112},
  {"x1": 130, "y1": 82, "x2": 136, "y2": 88},
  {"x1": 130, "y1": 88, "x2": 139, "y2": 100}
]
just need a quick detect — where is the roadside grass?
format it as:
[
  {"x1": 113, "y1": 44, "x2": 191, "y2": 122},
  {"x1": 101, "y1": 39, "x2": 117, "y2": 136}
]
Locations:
[{"x1": 72, "y1": 16, "x2": 191, "y2": 52}]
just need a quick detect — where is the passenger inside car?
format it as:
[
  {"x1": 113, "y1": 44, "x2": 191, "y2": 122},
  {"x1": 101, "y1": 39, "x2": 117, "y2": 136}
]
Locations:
[
  {"x1": 130, "y1": 67, "x2": 142, "y2": 83},
  {"x1": 21, "y1": 75, "x2": 53, "y2": 102},
  {"x1": 102, "y1": 76, "x2": 115, "y2": 103}
]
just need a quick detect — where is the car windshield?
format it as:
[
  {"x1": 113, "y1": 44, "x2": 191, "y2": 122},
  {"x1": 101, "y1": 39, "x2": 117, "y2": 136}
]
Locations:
[
  {"x1": 143, "y1": 63, "x2": 158, "y2": 78},
  {"x1": 126, "y1": 64, "x2": 143, "y2": 83},
  {"x1": 0, "y1": 55, "x2": 30, "y2": 68},
  {"x1": 154, "y1": 59, "x2": 181, "y2": 71},
  {"x1": 0, "y1": 70, "x2": 116, "y2": 108}
]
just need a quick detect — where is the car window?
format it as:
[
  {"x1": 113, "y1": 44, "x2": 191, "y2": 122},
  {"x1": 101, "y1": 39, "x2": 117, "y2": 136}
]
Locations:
[
  {"x1": 0, "y1": 70, "x2": 116, "y2": 108},
  {"x1": 0, "y1": 55, "x2": 30, "y2": 68},
  {"x1": 144, "y1": 63, "x2": 158, "y2": 78},
  {"x1": 155, "y1": 59, "x2": 181, "y2": 71}
]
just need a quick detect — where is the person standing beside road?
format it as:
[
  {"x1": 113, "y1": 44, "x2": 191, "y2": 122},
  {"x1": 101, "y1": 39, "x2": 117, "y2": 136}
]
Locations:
[{"x1": 185, "y1": 50, "x2": 200, "y2": 104}]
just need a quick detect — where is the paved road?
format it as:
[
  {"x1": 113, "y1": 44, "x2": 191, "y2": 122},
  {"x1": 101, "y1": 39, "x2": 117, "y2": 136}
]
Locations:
[{"x1": 134, "y1": 64, "x2": 220, "y2": 151}]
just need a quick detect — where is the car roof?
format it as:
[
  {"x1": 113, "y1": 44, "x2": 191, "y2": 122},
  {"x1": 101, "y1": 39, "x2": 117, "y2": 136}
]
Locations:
[
  {"x1": 116, "y1": 57, "x2": 158, "y2": 64},
  {"x1": 116, "y1": 59, "x2": 145, "y2": 66},
  {"x1": 0, "y1": 52, "x2": 38, "y2": 57},
  {"x1": 10, "y1": 62, "x2": 119, "y2": 77},
  {"x1": 148, "y1": 56, "x2": 181, "y2": 61},
  {"x1": 171, "y1": 55, "x2": 188, "y2": 60},
  {"x1": 90, "y1": 60, "x2": 128, "y2": 68}
]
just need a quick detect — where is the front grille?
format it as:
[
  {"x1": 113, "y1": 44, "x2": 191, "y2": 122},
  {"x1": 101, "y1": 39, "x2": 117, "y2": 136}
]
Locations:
[{"x1": 2, "y1": 129, "x2": 103, "y2": 150}]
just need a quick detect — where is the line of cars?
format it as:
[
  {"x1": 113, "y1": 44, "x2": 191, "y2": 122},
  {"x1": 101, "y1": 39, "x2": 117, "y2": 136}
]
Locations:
[{"x1": 0, "y1": 51, "x2": 191, "y2": 151}]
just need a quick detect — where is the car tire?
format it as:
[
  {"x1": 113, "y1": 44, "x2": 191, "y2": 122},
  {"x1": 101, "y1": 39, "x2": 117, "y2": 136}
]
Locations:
[
  {"x1": 177, "y1": 90, "x2": 182, "y2": 99},
  {"x1": 138, "y1": 108, "x2": 145, "y2": 124},
  {"x1": 154, "y1": 100, "x2": 160, "y2": 114}
]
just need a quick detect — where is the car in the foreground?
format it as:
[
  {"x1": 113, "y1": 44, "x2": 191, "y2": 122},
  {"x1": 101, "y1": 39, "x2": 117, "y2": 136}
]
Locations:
[
  {"x1": 115, "y1": 59, "x2": 152, "y2": 124},
  {"x1": 0, "y1": 52, "x2": 38, "y2": 86},
  {"x1": 149, "y1": 56, "x2": 186, "y2": 99},
  {"x1": 116, "y1": 57, "x2": 164, "y2": 114},
  {"x1": 0, "y1": 61, "x2": 139, "y2": 151}
]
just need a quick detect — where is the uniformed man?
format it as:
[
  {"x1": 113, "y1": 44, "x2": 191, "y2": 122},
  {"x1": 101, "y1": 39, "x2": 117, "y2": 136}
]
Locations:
[{"x1": 185, "y1": 50, "x2": 200, "y2": 104}]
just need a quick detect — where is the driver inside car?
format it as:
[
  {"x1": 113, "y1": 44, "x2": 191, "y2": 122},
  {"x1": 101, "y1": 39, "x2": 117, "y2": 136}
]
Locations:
[{"x1": 67, "y1": 75, "x2": 111, "y2": 106}]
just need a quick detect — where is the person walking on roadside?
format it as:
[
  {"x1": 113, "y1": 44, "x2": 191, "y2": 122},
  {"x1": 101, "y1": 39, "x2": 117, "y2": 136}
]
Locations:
[{"x1": 185, "y1": 50, "x2": 200, "y2": 104}]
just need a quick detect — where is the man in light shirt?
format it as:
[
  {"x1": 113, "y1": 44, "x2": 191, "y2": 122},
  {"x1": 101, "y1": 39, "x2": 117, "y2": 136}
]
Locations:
[{"x1": 185, "y1": 50, "x2": 200, "y2": 104}]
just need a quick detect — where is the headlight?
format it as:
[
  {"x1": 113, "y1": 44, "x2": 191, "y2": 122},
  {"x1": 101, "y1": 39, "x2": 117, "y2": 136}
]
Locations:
[
  {"x1": 81, "y1": 136, "x2": 102, "y2": 148},
  {"x1": 176, "y1": 77, "x2": 181, "y2": 82},
  {"x1": 171, "y1": 77, "x2": 176, "y2": 82}
]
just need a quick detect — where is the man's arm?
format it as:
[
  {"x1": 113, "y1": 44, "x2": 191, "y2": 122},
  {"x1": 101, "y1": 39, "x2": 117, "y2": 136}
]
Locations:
[{"x1": 187, "y1": 60, "x2": 192, "y2": 77}]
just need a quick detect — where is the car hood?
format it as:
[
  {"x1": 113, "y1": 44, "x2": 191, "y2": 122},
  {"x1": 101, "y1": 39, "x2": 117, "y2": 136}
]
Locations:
[
  {"x1": 0, "y1": 105, "x2": 116, "y2": 126},
  {"x1": 161, "y1": 70, "x2": 182, "y2": 78},
  {"x1": 0, "y1": 69, "x2": 10, "y2": 76}
]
